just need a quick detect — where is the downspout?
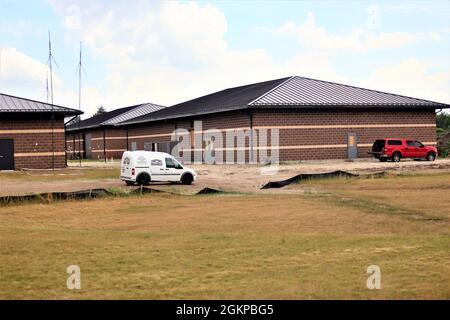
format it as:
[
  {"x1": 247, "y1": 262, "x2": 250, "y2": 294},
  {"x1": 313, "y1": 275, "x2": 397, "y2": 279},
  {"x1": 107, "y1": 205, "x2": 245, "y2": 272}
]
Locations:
[
  {"x1": 126, "y1": 127, "x2": 129, "y2": 151},
  {"x1": 64, "y1": 121, "x2": 68, "y2": 167}
]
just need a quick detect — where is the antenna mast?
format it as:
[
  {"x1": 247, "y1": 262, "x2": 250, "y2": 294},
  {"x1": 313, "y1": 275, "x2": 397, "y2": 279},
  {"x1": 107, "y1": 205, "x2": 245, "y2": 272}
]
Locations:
[
  {"x1": 46, "y1": 73, "x2": 49, "y2": 103},
  {"x1": 47, "y1": 31, "x2": 58, "y2": 171},
  {"x1": 76, "y1": 42, "x2": 85, "y2": 167}
]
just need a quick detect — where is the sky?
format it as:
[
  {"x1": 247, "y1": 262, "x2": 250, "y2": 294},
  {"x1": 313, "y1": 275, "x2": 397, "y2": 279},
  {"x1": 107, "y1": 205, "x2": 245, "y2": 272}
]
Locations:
[{"x1": 0, "y1": 0, "x2": 449, "y2": 118}]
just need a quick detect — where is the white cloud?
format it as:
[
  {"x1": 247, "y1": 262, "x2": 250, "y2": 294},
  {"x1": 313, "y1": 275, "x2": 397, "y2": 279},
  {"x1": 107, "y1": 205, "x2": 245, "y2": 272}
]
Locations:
[
  {"x1": 0, "y1": 46, "x2": 95, "y2": 113},
  {"x1": 0, "y1": 46, "x2": 65, "y2": 102},
  {"x1": 48, "y1": 1, "x2": 292, "y2": 114},
  {"x1": 360, "y1": 57, "x2": 450, "y2": 103},
  {"x1": 39, "y1": 2, "x2": 449, "y2": 115},
  {"x1": 47, "y1": 2, "x2": 353, "y2": 115},
  {"x1": 272, "y1": 12, "x2": 442, "y2": 54}
]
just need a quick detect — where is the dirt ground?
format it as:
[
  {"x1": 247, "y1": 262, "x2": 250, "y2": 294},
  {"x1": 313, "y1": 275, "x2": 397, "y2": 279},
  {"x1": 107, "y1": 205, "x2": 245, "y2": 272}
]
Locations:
[{"x1": 1, "y1": 158, "x2": 450, "y2": 196}]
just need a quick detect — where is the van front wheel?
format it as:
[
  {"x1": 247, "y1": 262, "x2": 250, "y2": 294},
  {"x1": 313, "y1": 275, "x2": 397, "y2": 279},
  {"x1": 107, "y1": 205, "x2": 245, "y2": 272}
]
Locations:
[{"x1": 181, "y1": 173, "x2": 193, "y2": 185}]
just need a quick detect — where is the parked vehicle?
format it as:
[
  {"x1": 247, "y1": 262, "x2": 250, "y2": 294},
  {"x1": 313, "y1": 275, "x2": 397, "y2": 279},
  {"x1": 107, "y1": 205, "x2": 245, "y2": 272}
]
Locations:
[
  {"x1": 120, "y1": 151, "x2": 197, "y2": 185},
  {"x1": 370, "y1": 139, "x2": 437, "y2": 162}
]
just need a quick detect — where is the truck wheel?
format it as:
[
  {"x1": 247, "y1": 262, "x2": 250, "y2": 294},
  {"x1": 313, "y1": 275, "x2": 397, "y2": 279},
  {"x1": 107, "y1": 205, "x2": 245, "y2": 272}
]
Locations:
[
  {"x1": 426, "y1": 152, "x2": 436, "y2": 161},
  {"x1": 392, "y1": 152, "x2": 401, "y2": 162},
  {"x1": 181, "y1": 173, "x2": 193, "y2": 185},
  {"x1": 136, "y1": 174, "x2": 150, "y2": 186}
]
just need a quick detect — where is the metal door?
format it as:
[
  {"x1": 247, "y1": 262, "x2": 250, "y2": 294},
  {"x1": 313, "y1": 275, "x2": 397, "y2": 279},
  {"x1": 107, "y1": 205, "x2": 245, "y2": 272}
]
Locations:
[
  {"x1": 0, "y1": 139, "x2": 15, "y2": 170},
  {"x1": 347, "y1": 132, "x2": 358, "y2": 160},
  {"x1": 84, "y1": 133, "x2": 92, "y2": 159}
]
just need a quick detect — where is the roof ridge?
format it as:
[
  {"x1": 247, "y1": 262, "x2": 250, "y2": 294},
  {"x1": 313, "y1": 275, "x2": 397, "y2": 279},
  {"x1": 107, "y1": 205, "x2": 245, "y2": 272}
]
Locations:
[
  {"x1": 101, "y1": 103, "x2": 146, "y2": 125},
  {"x1": 248, "y1": 76, "x2": 295, "y2": 106},
  {"x1": 168, "y1": 77, "x2": 292, "y2": 108},
  {"x1": 292, "y1": 75, "x2": 448, "y2": 105},
  {"x1": 102, "y1": 102, "x2": 166, "y2": 125}
]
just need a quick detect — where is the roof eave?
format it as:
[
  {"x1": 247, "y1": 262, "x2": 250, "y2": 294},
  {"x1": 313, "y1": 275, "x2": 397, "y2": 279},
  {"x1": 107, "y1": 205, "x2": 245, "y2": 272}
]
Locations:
[
  {"x1": 0, "y1": 109, "x2": 83, "y2": 115},
  {"x1": 249, "y1": 103, "x2": 446, "y2": 109}
]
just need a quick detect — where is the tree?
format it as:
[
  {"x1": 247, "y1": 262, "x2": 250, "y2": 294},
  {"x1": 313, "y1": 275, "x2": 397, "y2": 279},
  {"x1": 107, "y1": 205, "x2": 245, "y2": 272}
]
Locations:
[
  {"x1": 436, "y1": 112, "x2": 450, "y2": 158},
  {"x1": 436, "y1": 112, "x2": 450, "y2": 130},
  {"x1": 93, "y1": 106, "x2": 107, "y2": 117}
]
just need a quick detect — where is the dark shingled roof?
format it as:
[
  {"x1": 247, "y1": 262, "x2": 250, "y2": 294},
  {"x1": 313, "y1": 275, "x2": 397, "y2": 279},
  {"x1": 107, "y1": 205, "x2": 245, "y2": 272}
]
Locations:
[
  {"x1": 120, "y1": 76, "x2": 449, "y2": 126},
  {"x1": 119, "y1": 77, "x2": 291, "y2": 125},
  {"x1": 66, "y1": 102, "x2": 165, "y2": 132},
  {"x1": 0, "y1": 92, "x2": 82, "y2": 116}
]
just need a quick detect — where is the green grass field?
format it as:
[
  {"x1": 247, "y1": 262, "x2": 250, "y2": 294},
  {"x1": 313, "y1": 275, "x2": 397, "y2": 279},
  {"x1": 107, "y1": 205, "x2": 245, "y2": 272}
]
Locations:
[{"x1": 0, "y1": 171, "x2": 449, "y2": 299}]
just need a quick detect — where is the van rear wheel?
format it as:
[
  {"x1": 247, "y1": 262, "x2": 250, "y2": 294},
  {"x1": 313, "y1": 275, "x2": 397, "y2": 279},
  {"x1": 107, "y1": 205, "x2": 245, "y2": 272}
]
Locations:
[
  {"x1": 136, "y1": 174, "x2": 150, "y2": 186},
  {"x1": 181, "y1": 173, "x2": 193, "y2": 185}
]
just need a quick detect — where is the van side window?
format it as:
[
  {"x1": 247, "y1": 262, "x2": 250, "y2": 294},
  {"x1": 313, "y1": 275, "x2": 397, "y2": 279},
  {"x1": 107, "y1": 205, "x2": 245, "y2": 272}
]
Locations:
[
  {"x1": 151, "y1": 159, "x2": 162, "y2": 166},
  {"x1": 165, "y1": 158, "x2": 182, "y2": 169},
  {"x1": 406, "y1": 141, "x2": 415, "y2": 146},
  {"x1": 387, "y1": 140, "x2": 402, "y2": 146},
  {"x1": 165, "y1": 158, "x2": 175, "y2": 168}
]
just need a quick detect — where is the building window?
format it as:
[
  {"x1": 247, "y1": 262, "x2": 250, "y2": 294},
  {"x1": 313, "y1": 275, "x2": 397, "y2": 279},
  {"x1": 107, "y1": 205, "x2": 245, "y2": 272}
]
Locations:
[{"x1": 144, "y1": 142, "x2": 157, "y2": 151}]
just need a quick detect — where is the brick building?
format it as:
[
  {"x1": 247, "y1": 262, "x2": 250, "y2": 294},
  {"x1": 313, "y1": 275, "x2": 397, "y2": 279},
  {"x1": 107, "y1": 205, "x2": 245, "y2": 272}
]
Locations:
[
  {"x1": 117, "y1": 76, "x2": 448, "y2": 162},
  {"x1": 66, "y1": 76, "x2": 449, "y2": 163},
  {"x1": 66, "y1": 103, "x2": 165, "y2": 160},
  {"x1": 0, "y1": 93, "x2": 82, "y2": 170}
]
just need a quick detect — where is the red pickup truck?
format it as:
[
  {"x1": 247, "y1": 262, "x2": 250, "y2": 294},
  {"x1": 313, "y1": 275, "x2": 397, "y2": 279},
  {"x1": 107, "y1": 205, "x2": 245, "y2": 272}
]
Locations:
[{"x1": 370, "y1": 139, "x2": 437, "y2": 162}]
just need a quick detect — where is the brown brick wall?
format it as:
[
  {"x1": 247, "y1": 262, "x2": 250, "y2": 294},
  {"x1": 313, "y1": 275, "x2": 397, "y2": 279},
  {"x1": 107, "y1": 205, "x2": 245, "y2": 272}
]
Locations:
[
  {"x1": 0, "y1": 115, "x2": 66, "y2": 169},
  {"x1": 66, "y1": 128, "x2": 128, "y2": 160},
  {"x1": 93, "y1": 112, "x2": 253, "y2": 162},
  {"x1": 65, "y1": 109, "x2": 437, "y2": 163},
  {"x1": 253, "y1": 109, "x2": 436, "y2": 161}
]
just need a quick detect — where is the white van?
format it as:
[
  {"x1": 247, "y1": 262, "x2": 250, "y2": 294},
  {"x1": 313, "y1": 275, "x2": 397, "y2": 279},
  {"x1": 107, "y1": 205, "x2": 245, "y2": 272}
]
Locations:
[{"x1": 120, "y1": 151, "x2": 197, "y2": 185}]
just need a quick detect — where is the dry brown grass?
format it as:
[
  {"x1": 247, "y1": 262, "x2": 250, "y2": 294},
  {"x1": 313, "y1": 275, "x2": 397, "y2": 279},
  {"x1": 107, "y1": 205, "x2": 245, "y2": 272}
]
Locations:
[{"x1": 0, "y1": 171, "x2": 449, "y2": 299}]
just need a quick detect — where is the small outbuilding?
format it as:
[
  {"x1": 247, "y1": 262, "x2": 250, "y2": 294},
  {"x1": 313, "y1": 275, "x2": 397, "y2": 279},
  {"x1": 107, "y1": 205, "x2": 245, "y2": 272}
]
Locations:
[{"x1": 0, "y1": 93, "x2": 82, "y2": 170}]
